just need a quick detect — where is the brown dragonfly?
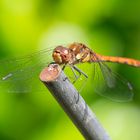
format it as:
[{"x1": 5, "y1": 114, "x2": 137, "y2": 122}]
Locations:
[{"x1": 0, "y1": 42, "x2": 140, "y2": 102}]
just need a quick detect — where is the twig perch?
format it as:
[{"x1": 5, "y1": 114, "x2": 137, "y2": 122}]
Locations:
[{"x1": 39, "y1": 64, "x2": 111, "y2": 140}]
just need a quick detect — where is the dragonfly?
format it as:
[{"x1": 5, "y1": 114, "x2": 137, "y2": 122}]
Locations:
[{"x1": 0, "y1": 42, "x2": 140, "y2": 102}]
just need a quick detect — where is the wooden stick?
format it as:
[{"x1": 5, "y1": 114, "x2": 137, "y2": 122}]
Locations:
[{"x1": 39, "y1": 64, "x2": 111, "y2": 140}]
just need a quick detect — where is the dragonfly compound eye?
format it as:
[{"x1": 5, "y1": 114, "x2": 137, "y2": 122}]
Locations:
[{"x1": 52, "y1": 46, "x2": 71, "y2": 64}]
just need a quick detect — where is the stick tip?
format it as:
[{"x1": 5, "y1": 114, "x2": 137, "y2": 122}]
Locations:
[{"x1": 39, "y1": 64, "x2": 61, "y2": 82}]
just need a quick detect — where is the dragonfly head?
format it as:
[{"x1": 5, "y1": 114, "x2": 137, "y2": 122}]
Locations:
[{"x1": 52, "y1": 46, "x2": 71, "y2": 64}]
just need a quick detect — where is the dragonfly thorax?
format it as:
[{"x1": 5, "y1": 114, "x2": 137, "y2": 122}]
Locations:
[{"x1": 69, "y1": 42, "x2": 93, "y2": 63}]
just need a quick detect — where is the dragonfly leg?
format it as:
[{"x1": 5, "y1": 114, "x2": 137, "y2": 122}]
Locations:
[
  {"x1": 73, "y1": 65, "x2": 88, "y2": 78},
  {"x1": 70, "y1": 65, "x2": 88, "y2": 104},
  {"x1": 70, "y1": 66, "x2": 80, "y2": 84},
  {"x1": 49, "y1": 61, "x2": 56, "y2": 64},
  {"x1": 62, "y1": 64, "x2": 88, "y2": 104},
  {"x1": 62, "y1": 64, "x2": 67, "y2": 70},
  {"x1": 62, "y1": 65, "x2": 65, "y2": 70},
  {"x1": 62, "y1": 64, "x2": 69, "y2": 82},
  {"x1": 76, "y1": 77, "x2": 88, "y2": 104},
  {"x1": 48, "y1": 61, "x2": 56, "y2": 66}
]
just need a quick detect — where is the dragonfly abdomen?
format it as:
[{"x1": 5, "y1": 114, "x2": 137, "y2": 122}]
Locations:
[{"x1": 96, "y1": 54, "x2": 140, "y2": 67}]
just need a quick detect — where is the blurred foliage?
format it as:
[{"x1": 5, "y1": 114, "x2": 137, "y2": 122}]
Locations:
[{"x1": 0, "y1": 0, "x2": 140, "y2": 140}]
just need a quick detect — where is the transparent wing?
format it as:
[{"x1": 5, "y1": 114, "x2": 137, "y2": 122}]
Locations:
[
  {"x1": 92, "y1": 60, "x2": 134, "y2": 102},
  {"x1": 0, "y1": 47, "x2": 54, "y2": 93}
]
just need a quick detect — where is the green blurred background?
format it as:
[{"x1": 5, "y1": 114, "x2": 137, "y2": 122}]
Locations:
[{"x1": 0, "y1": 0, "x2": 140, "y2": 140}]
